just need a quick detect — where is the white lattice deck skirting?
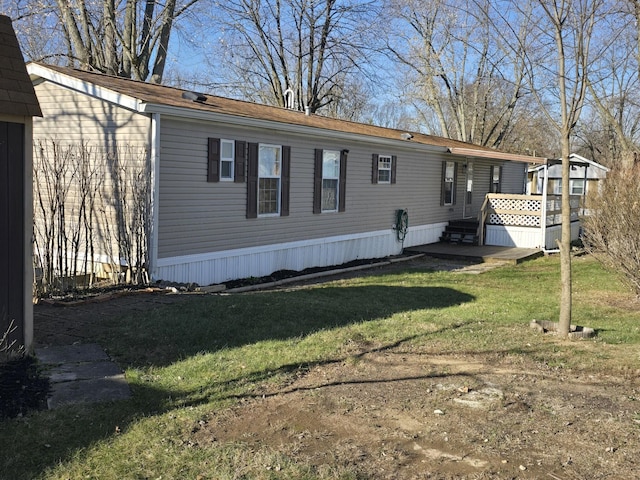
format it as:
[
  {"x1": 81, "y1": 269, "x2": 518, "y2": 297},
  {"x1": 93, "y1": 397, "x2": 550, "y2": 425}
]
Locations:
[{"x1": 486, "y1": 195, "x2": 542, "y2": 227}]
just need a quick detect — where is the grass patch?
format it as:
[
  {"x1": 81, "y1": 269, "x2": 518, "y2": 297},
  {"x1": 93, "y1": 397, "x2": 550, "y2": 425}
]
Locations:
[{"x1": 2, "y1": 255, "x2": 639, "y2": 479}]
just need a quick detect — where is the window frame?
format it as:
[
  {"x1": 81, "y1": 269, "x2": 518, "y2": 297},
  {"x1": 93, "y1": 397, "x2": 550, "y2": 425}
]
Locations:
[
  {"x1": 321, "y1": 149, "x2": 340, "y2": 212},
  {"x1": 570, "y1": 179, "x2": 585, "y2": 195},
  {"x1": 314, "y1": 149, "x2": 348, "y2": 214},
  {"x1": 219, "y1": 138, "x2": 235, "y2": 181},
  {"x1": 257, "y1": 143, "x2": 282, "y2": 217},
  {"x1": 371, "y1": 153, "x2": 397, "y2": 184},
  {"x1": 377, "y1": 155, "x2": 392, "y2": 184},
  {"x1": 441, "y1": 161, "x2": 457, "y2": 206}
]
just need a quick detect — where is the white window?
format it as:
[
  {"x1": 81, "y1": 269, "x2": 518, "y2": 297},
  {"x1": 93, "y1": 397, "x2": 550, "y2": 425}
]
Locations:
[
  {"x1": 571, "y1": 179, "x2": 585, "y2": 195},
  {"x1": 378, "y1": 155, "x2": 392, "y2": 183},
  {"x1": 258, "y1": 144, "x2": 281, "y2": 216},
  {"x1": 443, "y1": 161, "x2": 455, "y2": 205},
  {"x1": 220, "y1": 139, "x2": 234, "y2": 180},
  {"x1": 322, "y1": 150, "x2": 340, "y2": 212}
]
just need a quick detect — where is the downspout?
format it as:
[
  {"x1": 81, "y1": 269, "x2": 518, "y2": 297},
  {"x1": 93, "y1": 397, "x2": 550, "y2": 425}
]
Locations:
[{"x1": 148, "y1": 112, "x2": 161, "y2": 280}]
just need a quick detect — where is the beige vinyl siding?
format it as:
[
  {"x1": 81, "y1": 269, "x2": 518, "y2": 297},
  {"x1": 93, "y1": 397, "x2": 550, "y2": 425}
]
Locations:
[
  {"x1": 32, "y1": 81, "x2": 151, "y2": 276},
  {"x1": 157, "y1": 117, "x2": 461, "y2": 258}
]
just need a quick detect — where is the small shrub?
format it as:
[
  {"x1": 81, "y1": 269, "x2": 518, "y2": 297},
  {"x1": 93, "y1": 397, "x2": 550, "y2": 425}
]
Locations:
[{"x1": 582, "y1": 162, "x2": 640, "y2": 296}]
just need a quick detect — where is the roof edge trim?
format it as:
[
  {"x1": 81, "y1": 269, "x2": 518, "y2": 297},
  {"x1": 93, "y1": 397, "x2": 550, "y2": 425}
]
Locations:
[
  {"x1": 27, "y1": 63, "x2": 142, "y2": 112},
  {"x1": 142, "y1": 103, "x2": 450, "y2": 152},
  {"x1": 448, "y1": 146, "x2": 544, "y2": 164}
]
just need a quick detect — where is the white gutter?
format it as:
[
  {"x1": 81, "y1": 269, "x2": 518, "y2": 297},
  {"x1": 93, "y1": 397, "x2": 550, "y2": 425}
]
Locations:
[
  {"x1": 140, "y1": 103, "x2": 449, "y2": 153},
  {"x1": 448, "y1": 146, "x2": 545, "y2": 164}
]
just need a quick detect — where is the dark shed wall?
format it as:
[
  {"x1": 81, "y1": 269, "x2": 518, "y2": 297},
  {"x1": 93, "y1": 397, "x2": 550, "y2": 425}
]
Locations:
[
  {"x1": 0, "y1": 14, "x2": 40, "y2": 351},
  {"x1": 0, "y1": 121, "x2": 25, "y2": 348}
]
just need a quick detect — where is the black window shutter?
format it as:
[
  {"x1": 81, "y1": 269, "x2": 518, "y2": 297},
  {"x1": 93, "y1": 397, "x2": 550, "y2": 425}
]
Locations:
[
  {"x1": 371, "y1": 154, "x2": 379, "y2": 184},
  {"x1": 440, "y1": 161, "x2": 446, "y2": 206},
  {"x1": 207, "y1": 138, "x2": 220, "y2": 182},
  {"x1": 339, "y1": 149, "x2": 348, "y2": 212},
  {"x1": 391, "y1": 155, "x2": 397, "y2": 184},
  {"x1": 235, "y1": 140, "x2": 246, "y2": 183},
  {"x1": 498, "y1": 166, "x2": 503, "y2": 193},
  {"x1": 452, "y1": 161, "x2": 458, "y2": 205},
  {"x1": 246, "y1": 143, "x2": 258, "y2": 218},
  {"x1": 280, "y1": 146, "x2": 291, "y2": 216},
  {"x1": 313, "y1": 149, "x2": 323, "y2": 214}
]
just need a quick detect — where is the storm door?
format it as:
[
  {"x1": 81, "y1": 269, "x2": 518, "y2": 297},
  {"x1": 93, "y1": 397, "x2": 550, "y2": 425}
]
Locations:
[{"x1": 462, "y1": 161, "x2": 474, "y2": 219}]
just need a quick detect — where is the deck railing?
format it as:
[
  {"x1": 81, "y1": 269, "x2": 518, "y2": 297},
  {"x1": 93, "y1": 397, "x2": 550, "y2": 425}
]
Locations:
[{"x1": 478, "y1": 193, "x2": 581, "y2": 246}]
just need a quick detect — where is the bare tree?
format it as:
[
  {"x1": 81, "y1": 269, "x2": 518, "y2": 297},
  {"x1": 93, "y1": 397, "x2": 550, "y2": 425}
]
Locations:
[
  {"x1": 207, "y1": 0, "x2": 378, "y2": 114},
  {"x1": 525, "y1": 0, "x2": 602, "y2": 336},
  {"x1": 10, "y1": 0, "x2": 200, "y2": 83},
  {"x1": 583, "y1": 1, "x2": 640, "y2": 166},
  {"x1": 383, "y1": 0, "x2": 530, "y2": 149},
  {"x1": 583, "y1": 162, "x2": 640, "y2": 297},
  {"x1": 32, "y1": 141, "x2": 150, "y2": 296}
]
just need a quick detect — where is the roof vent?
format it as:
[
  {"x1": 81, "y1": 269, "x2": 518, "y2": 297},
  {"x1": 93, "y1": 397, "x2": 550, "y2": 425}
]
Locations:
[
  {"x1": 284, "y1": 88, "x2": 296, "y2": 109},
  {"x1": 182, "y1": 91, "x2": 207, "y2": 103}
]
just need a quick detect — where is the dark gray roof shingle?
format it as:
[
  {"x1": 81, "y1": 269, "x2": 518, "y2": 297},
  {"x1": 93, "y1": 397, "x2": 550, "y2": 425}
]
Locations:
[{"x1": 0, "y1": 15, "x2": 41, "y2": 117}]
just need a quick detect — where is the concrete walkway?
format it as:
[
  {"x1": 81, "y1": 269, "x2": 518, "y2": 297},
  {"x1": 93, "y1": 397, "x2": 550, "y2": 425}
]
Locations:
[{"x1": 35, "y1": 343, "x2": 131, "y2": 409}]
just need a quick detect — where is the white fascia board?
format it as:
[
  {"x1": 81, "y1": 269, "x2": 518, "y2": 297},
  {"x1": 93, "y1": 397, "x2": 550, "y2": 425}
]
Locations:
[
  {"x1": 27, "y1": 63, "x2": 142, "y2": 112},
  {"x1": 569, "y1": 154, "x2": 609, "y2": 172},
  {"x1": 141, "y1": 103, "x2": 449, "y2": 153}
]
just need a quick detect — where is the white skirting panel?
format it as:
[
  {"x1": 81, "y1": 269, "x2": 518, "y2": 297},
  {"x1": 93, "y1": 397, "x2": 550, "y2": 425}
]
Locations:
[
  {"x1": 154, "y1": 222, "x2": 448, "y2": 285},
  {"x1": 485, "y1": 225, "x2": 542, "y2": 249},
  {"x1": 485, "y1": 221, "x2": 581, "y2": 250},
  {"x1": 543, "y1": 222, "x2": 581, "y2": 250}
]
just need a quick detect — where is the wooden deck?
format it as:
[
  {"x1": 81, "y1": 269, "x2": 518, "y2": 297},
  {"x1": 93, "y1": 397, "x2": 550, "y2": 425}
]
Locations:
[{"x1": 405, "y1": 243, "x2": 543, "y2": 265}]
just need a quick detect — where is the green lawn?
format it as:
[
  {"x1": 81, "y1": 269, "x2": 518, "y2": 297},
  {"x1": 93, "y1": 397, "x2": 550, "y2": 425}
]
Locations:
[{"x1": 2, "y1": 255, "x2": 639, "y2": 479}]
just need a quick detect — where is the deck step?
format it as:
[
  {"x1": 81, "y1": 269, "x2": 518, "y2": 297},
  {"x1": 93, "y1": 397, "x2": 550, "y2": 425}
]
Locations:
[{"x1": 440, "y1": 220, "x2": 479, "y2": 245}]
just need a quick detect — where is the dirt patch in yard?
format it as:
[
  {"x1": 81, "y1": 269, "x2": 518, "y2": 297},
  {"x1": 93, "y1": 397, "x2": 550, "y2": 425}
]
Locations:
[{"x1": 192, "y1": 348, "x2": 640, "y2": 479}]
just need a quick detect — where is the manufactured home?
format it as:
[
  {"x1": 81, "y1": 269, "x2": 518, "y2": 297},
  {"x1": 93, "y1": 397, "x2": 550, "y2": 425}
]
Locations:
[
  {"x1": 527, "y1": 154, "x2": 608, "y2": 197},
  {"x1": 28, "y1": 63, "x2": 541, "y2": 286}
]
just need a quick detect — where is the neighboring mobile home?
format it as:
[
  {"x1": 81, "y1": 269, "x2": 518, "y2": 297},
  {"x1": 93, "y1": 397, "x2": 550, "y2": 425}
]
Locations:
[
  {"x1": 28, "y1": 63, "x2": 538, "y2": 286},
  {"x1": 1, "y1": 16, "x2": 41, "y2": 352},
  {"x1": 527, "y1": 154, "x2": 608, "y2": 197}
]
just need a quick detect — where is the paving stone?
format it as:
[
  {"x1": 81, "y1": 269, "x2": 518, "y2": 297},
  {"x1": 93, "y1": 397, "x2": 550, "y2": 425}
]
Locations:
[
  {"x1": 35, "y1": 344, "x2": 110, "y2": 364},
  {"x1": 47, "y1": 375, "x2": 131, "y2": 409},
  {"x1": 48, "y1": 361, "x2": 123, "y2": 383},
  {"x1": 35, "y1": 343, "x2": 131, "y2": 409}
]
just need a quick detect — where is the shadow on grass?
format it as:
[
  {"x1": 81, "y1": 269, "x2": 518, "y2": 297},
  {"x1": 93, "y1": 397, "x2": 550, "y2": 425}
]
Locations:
[
  {"x1": 1, "y1": 285, "x2": 474, "y2": 480},
  {"x1": 101, "y1": 285, "x2": 475, "y2": 369}
]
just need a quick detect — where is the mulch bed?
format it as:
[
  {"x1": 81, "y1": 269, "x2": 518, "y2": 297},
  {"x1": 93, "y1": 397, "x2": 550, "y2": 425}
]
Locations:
[{"x1": 0, "y1": 356, "x2": 50, "y2": 419}]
